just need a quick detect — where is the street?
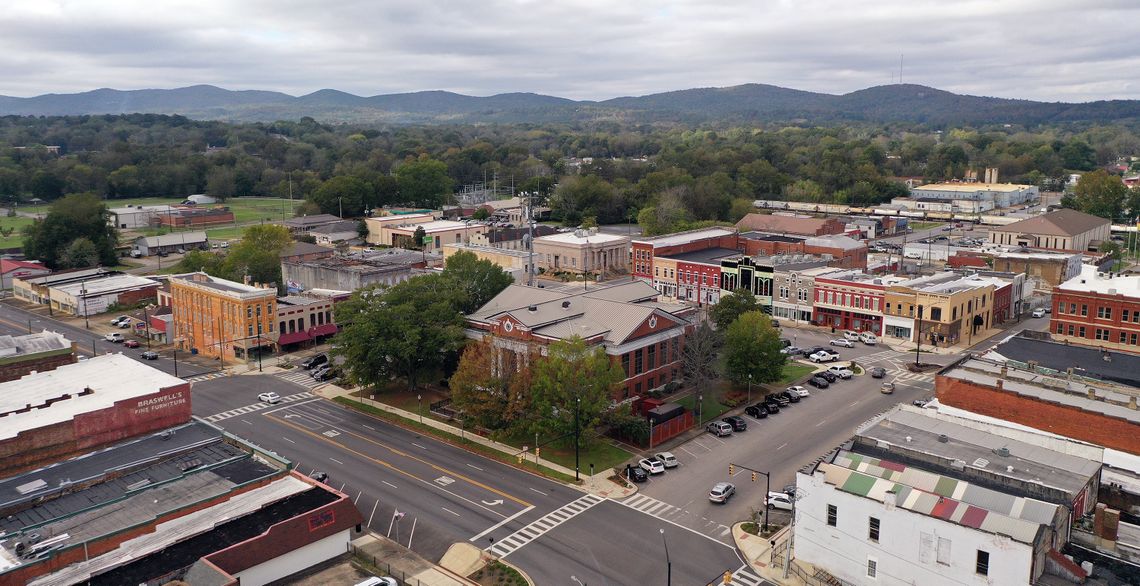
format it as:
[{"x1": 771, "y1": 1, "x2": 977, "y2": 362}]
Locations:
[
  {"x1": 192, "y1": 374, "x2": 770, "y2": 585},
  {"x1": 0, "y1": 299, "x2": 219, "y2": 379}
]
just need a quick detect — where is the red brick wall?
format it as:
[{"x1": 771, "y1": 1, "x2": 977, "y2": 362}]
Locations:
[
  {"x1": 936, "y1": 376, "x2": 1140, "y2": 455},
  {"x1": 114, "y1": 285, "x2": 159, "y2": 307},
  {"x1": 0, "y1": 351, "x2": 76, "y2": 383},
  {"x1": 1050, "y1": 289, "x2": 1140, "y2": 355},
  {"x1": 741, "y1": 239, "x2": 865, "y2": 269}
]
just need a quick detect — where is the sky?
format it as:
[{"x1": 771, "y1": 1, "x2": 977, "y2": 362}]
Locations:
[{"x1": 2, "y1": 0, "x2": 1137, "y2": 103}]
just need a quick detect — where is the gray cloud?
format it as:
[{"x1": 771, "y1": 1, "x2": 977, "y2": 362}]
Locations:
[{"x1": 1, "y1": 0, "x2": 1138, "y2": 103}]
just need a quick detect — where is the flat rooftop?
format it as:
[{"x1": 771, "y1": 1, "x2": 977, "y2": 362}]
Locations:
[
  {"x1": 0, "y1": 331, "x2": 70, "y2": 359},
  {"x1": 914, "y1": 183, "x2": 1033, "y2": 193},
  {"x1": 172, "y1": 272, "x2": 275, "y2": 296},
  {"x1": 857, "y1": 405, "x2": 1100, "y2": 497},
  {"x1": 52, "y1": 274, "x2": 157, "y2": 296},
  {"x1": 537, "y1": 231, "x2": 629, "y2": 245},
  {"x1": 988, "y1": 334, "x2": 1140, "y2": 387},
  {"x1": 1058, "y1": 263, "x2": 1140, "y2": 296},
  {"x1": 661, "y1": 247, "x2": 740, "y2": 264},
  {"x1": 633, "y1": 227, "x2": 735, "y2": 248},
  {"x1": 0, "y1": 354, "x2": 186, "y2": 441},
  {"x1": 739, "y1": 231, "x2": 803, "y2": 243}
]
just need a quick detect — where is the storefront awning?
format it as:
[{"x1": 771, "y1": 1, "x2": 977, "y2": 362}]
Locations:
[{"x1": 277, "y1": 331, "x2": 312, "y2": 345}]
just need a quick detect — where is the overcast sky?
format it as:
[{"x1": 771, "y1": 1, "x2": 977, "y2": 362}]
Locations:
[{"x1": 2, "y1": 0, "x2": 1136, "y2": 102}]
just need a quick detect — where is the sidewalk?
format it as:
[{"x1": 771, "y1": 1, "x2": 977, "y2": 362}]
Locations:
[
  {"x1": 733, "y1": 523, "x2": 826, "y2": 586},
  {"x1": 309, "y1": 382, "x2": 636, "y2": 499},
  {"x1": 350, "y1": 532, "x2": 478, "y2": 586}
]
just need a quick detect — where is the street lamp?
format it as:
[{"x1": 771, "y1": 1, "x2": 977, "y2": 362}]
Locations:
[
  {"x1": 747, "y1": 373, "x2": 753, "y2": 405},
  {"x1": 659, "y1": 528, "x2": 672, "y2": 586},
  {"x1": 417, "y1": 394, "x2": 423, "y2": 424},
  {"x1": 573, "y1": 396, "x2": 581, "y2": 481},
  {"x1": 697, "y1": 393, "x2": 704, "y2": 427}
]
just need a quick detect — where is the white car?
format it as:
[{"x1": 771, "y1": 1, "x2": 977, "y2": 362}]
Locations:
[
  {"x1": 780, "y1": 346, "x2": 802, "y2": 355},
  {"x1": 258, "y1": 392, "x2": 281, "y2": 404},
  {"x1": 786, "y1": 385, "x2": 809, "y2": 397},
  {"x1": 827, "y1": 366, "x2": 854, "y2": 379},
  {"x1": 809, "y1": 351, "x2": 837, "y2": 363},
  {"x1": 1031, "y1": 308, "x2": 1046, "y2": 318},
  {"x1": 709, "y1": 482, "x2": 736, "y2": 503},
  {"x1": 639, "y1": 457, "x2": 665, "y2": 475},
  {"x1": 829, "y1": 338, "x2": 854, "y2": 348},
  {"x1": 766, "y1": 491, "x2": 794, "y2": 511},
  {"x1": 104, "y1": 332, "x2": 123, "y2": 343},
  {"x1": 654, "y1": 452, "x2": 679, "y2": 468}
]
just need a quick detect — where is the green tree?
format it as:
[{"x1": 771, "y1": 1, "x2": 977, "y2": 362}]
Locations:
[
  {"x1": 472, "y1": 207, "x2": 490, "y2": 220},
  {"x1": 396, "y1": 156, "x2": 453, "y2": 208},
  {"x1": 681, "y1": 318, "x2": 721, "y2": 395},
  {"x1": 58, "y1": 237, "x2": 99, "y2": 269},
  {"x1": 333, "y1": 274, "x2": 467, "y2": 391},
  {"x1": 448, "y1": 337, "x2": 532, "y2": 432},
  {"x1": 174, "y1": 249, "x2": 225, "y2": 274},
  {"x1": 442, "y1": 250, "x2": 513, "y2": 314},
  {"x1": 527, "y1": 336, "x2": 625, "y2": 447},
  {"x1": 709, "y1": 288, "x2": 760, "y2": 330},
  {"x1": 22, "y1": 193, "x2": 118, "y2": 269},
  {"x1": 220, "y1": 224, "x2": 292, "y2": 286},
  {"x1": 310, "y1": 175, "x2": 371, "y2": 217},
  {"x1": 1071, "y1": 170, "x2": 1127, "y2": 219},
  {"x1": 723, "y1": 311, "x2": 786, "y2": 385},
  {"x1": 412, "y1": 225, "x2": 427, "y2": 250}
]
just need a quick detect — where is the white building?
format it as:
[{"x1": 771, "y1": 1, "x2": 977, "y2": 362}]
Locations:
[
  {"x1": 108, "y1": 205, "x2": 178, "y2": 229},
  {"x1": 309, "y1": 220, "x2": 360, "y2": 245},
  {"x1": 909, "y1": 183, "x2": 1039, "y2": 209}
]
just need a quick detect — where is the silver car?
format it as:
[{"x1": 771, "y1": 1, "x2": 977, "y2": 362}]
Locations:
[{"x1": 709, "y1": 482, "x2": 736, "y2": 503}]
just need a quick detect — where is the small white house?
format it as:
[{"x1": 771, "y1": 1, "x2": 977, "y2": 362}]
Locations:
[{"x1": 309, "y1": 220, "x2": 360, "y2": 246}]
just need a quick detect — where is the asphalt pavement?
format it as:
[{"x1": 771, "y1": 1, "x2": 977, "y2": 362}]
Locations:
[{"x1": 0, "y1": 299, "x2": 218, "y2": 378}]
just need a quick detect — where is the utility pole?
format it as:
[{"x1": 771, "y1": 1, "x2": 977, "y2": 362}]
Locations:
[
  {"x1": 526, "y1": 191, "x2": 535, "y2": 287},
  {"x1": 915, "y1": 305, "x2": 923, "y2": 366},
  {"x1": 574, "y1": 396, "x2": 581, "y2": 481}
]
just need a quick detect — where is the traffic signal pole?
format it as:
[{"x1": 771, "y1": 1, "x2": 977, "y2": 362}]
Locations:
[{"x1": 729, "y1": 462, "x2": 770, "y2": 533}]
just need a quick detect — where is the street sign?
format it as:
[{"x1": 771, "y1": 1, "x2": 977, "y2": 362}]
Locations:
[{"x1": 421, "y1": 236, "x2": 433, "y2": 245}]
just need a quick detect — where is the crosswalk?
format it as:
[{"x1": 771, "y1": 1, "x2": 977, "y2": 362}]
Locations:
[
  {"x1": 727, "y1": 566, "x2": 767, "y2": 586},
  {"x1": 619, "y1": 493, "x2": 735, "y2": 543},
  {"x1": 185, "y1": 371, "x2": 229, "y2": 383},
  {"x1": 202, "y1": 391, "x2": 312, "y2": 423},
  {"x1": 276, "y1": 369, "x2": 327, "y2": 389},
  {"x1": 891, "y1": 369, "x2": 934, "y2": 384},
  {"x1": 487, "y1": 493, "x2": 605, "y2": 558}
]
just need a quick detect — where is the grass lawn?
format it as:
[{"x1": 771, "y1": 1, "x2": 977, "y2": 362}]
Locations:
[
  {"x1": 778, "y1": 363, "x2": 817, "y2": 385},
  {"x1": 205, "y1": 226, "x2": 249, "y2": 241},
  {"x1": 910, "y1": 221, "x2": 943, "y2": 230},
  {"x1": 676, "y1": 386, "x2": 732, "y2": 421},
  {"x1": 0, "y1": 216, "x2": 34, "y2": 248},
  {"x1": 24, "y1": 196, "x2": 304, "y2": 222}
]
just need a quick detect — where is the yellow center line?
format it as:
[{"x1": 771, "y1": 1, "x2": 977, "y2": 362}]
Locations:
[{"x1": 266, "y1": 412, "x2": 531, "y2": 508}]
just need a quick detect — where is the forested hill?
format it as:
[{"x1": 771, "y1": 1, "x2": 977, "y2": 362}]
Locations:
[{"x1": 2, "y1": 83, "x2": 1140, "y2": 126}]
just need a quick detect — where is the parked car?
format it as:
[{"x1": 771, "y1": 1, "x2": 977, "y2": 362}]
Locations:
[
  {"x1": 722, "y1": 415, "x2": 747, "y2": 431},
  {"x1": 310, "y1": 364, "x2": 331, "y2": 379},
  {"x1": 780, "y1": 390, "x2": 801, "y2": 403},
  {"x1": 829, "y1": 338, "x2": 854, "y2": 348},
  {"x1": 913, "y1": 398, "x2": 931, "y2": 408},
  {"x1": 110, "y1": 315, "x2": 130, "y2": 326},
  {"x1": 1031, "y1": 308, "x2": 1046, "y2": 318},
  {"x1": 141, "y1": 351, "x2": 159, "y2": 360},
  {"x1": 779, "y1": 338, "x2": 792, "y2": 348},
  {"x1": 817, "y1": 370, "x2": 839, "y2": 383},
  {"x1": 869, "y1": 366, "x2": 887, "y2": 379},
  {"x1": 314, "y1": 367, "x2": 337, "y2": 382},
  {"x1": 843, "y1": 330, "x2": 860, "y2": 341},
  {"x1": 780, "y1": 346, "x2": 802, "y2": 356},
  {"x1": 880, "y1": 382, "x2": 896, "y2": 394},
  {"x1": 766, "y1": 392, "x2": 790, "y2": 407},
  {"x1": 258, "y1": 392, "x2": 281, "y2": 404},
  {"x1": 860, "y1": 332, "x2": 878, "y2": 345},
  {"x1": 354, "y1": 577, "x2": 398, "y2": 586},
  {"x1": 104, "y1": 333, "x2": 123, "y2": 343},
  {"x1": 762, "y1": 401, "x2": 781, "y2": 414},
  {"x1": 654, "y1": 452, "x2": 679, "y2": 468},
  {"x1": 828, "y1": 366, "x2": 854, "y2": 379},
  {"x1": 639, "y1": 457, "x2": 665, "y2": 475},
  {"x1": 804, "y1": 346, "x2": 828, "y2": 357},
  {"x1": 809, "y1": 350, "x2": 838, "y2": 363},
  {"x1": 706, "y1": 421, "x2": 733, "y2": 437},
  {"x1": 709, "y1": 482, "x2": 736, "y2": 503},
  {"x1": 123, "y1": 340, "x2": 140, "y2": 348},
  {"x1": 786, "y1": 385, "x2": 809, "y2": 397},
  {"x1": 628, "y1": 466, "x2": 648, "y2": 483},
  {"x1": 300, "y1": 353, "x2": 329, "y2": 370},
  {"x1": 117, "y1": 320, "x2": 132, "y2": 329},
  {"x1": 808, "y1": 376, "x2": 830, "y2": 389},
  {"x1": 766, "y1": 491, "x2": 794, "y2": 511},
  {"x1": 744, "y1": 403, "x2": 769, "y2": 418}
]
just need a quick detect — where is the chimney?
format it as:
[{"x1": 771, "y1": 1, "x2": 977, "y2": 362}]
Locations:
[
  {"x1": 996, "y1": 380, "x2": 1003, "y2": 391},
  {"x1": 562, "y1": 301, "x2": 571, "y2": 308}
]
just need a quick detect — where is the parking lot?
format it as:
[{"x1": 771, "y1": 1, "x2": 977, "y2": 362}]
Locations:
[{"x1": 618, "y1": 325, "x2": 943, "y2": 541}]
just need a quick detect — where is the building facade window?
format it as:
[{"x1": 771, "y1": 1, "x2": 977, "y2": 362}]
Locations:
[
  {"x1": 634, "y1": 350, "x2": 643, "y2": 375},
  {"x1": 866, "y1": 558, "x2": 877, "y2": 578},
  {"x1": 868, "y1": 517, "x2": 880, "y2": 542},
  {"x1": 1096, "y1": 328, "x2": 1110, "y2": 341},
  {"x1": 1081, "y1": 304, "x2": 1088, "y2": 316},
  {"x1": 1098, "y1": 306, "x2": 1112, "y2": 319},
  {"x1": 1079, "y1": 326, "x2": 1086, "y2": 337},
  {"x1": 937, "y1": 537, "x2": 952, "y2": 566},
  {"x1": 976, "y1": 550, "x2": 990, "y2": 576},
  {"x1": 826, "y1": 504, "x2": 837, "y2": 527}
]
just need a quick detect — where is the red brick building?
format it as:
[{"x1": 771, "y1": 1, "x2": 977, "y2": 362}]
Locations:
[
  {"x1": 936, "y1": 355, "x2": 1140, "y2": 456},
  {"x1": 631, "y1": 227, "x2": 739, "y2": 282},
  {"x1": 466, "y1": 281, "x2": 695, "y2": 399},
  {"x1": 813, "y1": 271, "x2": 885, "y2": 334},
  {"x1": 157, "y1": 205, "x2": 236, "y2": 227},
  {"x1": 735, "y1": 213, "x2": 846, "y2": 236},
  {"x1": 739, "y1": 233, "x2": 868, "y2": 269},
  {"x1": 1050, "y1": 265, "x2": 1140, "y2": 355},
  {"x1": 0, "y1": 354, "x2": 191, "y2": 476},
  {"x1": 0, "y1": 331, "x2": 76, "y2": 383}
]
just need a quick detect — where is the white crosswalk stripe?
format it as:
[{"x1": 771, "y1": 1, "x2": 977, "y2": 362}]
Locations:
[
  {"x1": 275, "y1": 370, "x2": 326, "y2": 389},
  {"x1": 891, "y1": 370, "x2": 933, "y2": 382},
  {"x1": 728, "y1": 566, "x2": 766, "y2": 586},
  {"x1": 202, "y1": 391, "x2": 312, "y2": 422},
  {"x1": 618, "y1": 493, "x2": 734, "y2": 543},
  {"x1": 486, "y1": 493, "x2": 604, "y2": 558},
  {"x1": 185, "y1": 371, "x2": 229, "y2": 383}
]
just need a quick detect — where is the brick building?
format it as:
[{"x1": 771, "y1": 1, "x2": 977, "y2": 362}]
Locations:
[
  {"x1": 0, "y1": 354, "x2": 191, "y2": 477},
  {"x1": 49, "y1": 274, "x2": 160, "y2": 316},
  {"x1": 664, "y1": 248, "x2": 739, "y2": 306},
  {"x1": 279, "y1": 241, "x2": 336, "y2": 264},
  {"x1": 631, "y1": 227, "x2": 738, "y2": 282},
  {"x1": 170, "y1": 273, "x2": 276, "y2": 360},
  {"x1": 992, "y1": 250, "x2": 1083, "y2": 290},
  {"x1": 738, "y1": 232, "x2": 867, "y2": 269},
  {"x1": 936, "y1": 353, "x2": 1140, "y2": 456},
  {"x1": 156, "y1": 205, "x2": 235, "y2": 228},
  {"x1": 813, "y1": 271, "x2": 886, "y2": 334},
  {"x1": 734, "y1": 213, "x2": 846, "y2": 236},
  {"x1": 0, "y1": 331, "x2": 75, "y2": 383},
  {"x1": 466, "y1": 281, "x2": 694, "y2": 399},
  {"x1": 1050, "y1": 265, "x2": 1140, "y2": 355},
  {"x1": 275, "y1": 295, "x2": 337, "y2": 349}
]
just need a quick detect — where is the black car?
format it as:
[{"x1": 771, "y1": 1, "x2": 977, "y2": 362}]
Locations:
[
  {"x1": 313, "y1": 367, "x2": 337, "y2": 382},
  {"x1": 780, "y1": 390, "x2": 801, "y2": 403},
  {"x1": 766, "y1": 393, "x2": 790, "y2": 406},
  {"x1": 818, "y1": 370, "x2": 839, "y2": 383},
  {"x1": 309, "y1": 471, "x2": 329, "y2": 483},
  {"x1": 808, "y1": 376, "x2": 830, "y2": 388},
  {"x1": 628, "y1": 466, "x2": 648, "y2": 483},
  {"x1": 722, "y1": 415, "x2": 747, "y2": 431},
  {"x1": 805, "y1": 346, "x2": 828, "y2": 357},
  {"x1": 141, "y1": 351, "x2": 159, "y2": 360},
  {"x1": 762, "y1": 401, "x2": 781, "y2": 414},
  {"x1": 780, "y1": 338, "x2": 792, "y2": 348},
  {"x1": 869, "y1": 366, "x2": 887, "y2": 379},
  {"x1": 744, "y1": 403, "x2": 769, "y2": 418},
  {"x1": 300, "y1": 353, "x2": 329, "y2": 370}
]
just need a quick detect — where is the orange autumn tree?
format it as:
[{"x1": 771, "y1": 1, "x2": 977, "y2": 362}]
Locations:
[{"x1": 448, "y1": 337, "x2": 533, "y2": 434}]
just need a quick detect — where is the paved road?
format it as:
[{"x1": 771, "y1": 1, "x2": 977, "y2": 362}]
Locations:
[
  {"x1": 627, "y1": 326, "x2": 946, "y2": 542},
  {"x1": 0, "y1": 300, "x2": 218, "y2": 378},
  {"x1": 193, "y1": 374, "x2": 769, "y2": 584}
]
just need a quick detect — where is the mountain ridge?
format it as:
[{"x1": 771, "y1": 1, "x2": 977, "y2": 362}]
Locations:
[{"x1": 2, "y1": 83, "x2": 1138, "y2": 125}]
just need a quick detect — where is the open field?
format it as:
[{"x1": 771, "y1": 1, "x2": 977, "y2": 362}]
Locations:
[
  {"x1": 22, "y1": 196, "x2": 303, "y2": 224},
  {"x1": 0, "y1": 216, "x2": 34, "y2": 248}
]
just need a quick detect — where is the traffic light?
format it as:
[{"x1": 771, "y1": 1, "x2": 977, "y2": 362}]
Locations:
[
  {"x1": 752, "y1": 472, "x2": 757, "y2": 482},
  {"x1": 535, "y1": 447, "x2": 541, "y2": 459},
  {"x1": 728, "y1": 464, "x2": 735, "y2": 476}
]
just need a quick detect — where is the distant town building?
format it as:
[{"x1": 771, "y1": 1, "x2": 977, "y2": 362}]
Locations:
[
  {"x1": 282, "y1": 249, "x2": 425, "y2": 292},
  {"x1": 156, "y1": 205, "x2": 235, "y2": 228},
  {"x1": 991, "y1": 249, "x2": 1083, "y2": 290},
  {"x1": 170, "y1": 272, "x2": 276, "y2": 360},
  {"x1": 367, "y1": 214, "x2": 486, "y2": 252},
  {"x1": 989, "y1": 209, "x2": 1110, "y2": 252},
  {"x1": 0, "y1": 259, "x2": 49, "y2": 290},
  {"x1": 279, "y1": 241, "x2": 336, "y2": 264},
  {"x1": 468, "y1": 225, "x2": 558, "y2": 250},
  {"x1": 1049, "y1": 264, "x2": 1140, "y2": 355},
  {"x1": 281, "y1": 213, "x2": 344, "y2": 233},
  {"x1": 48, "y1": 273, "x2": 160, "y2": 316},
  {"x1": 309, "y1": 220, "x2": 360, "y2": 245},
  {"x1": 908, "y1": 182, "x2": 1038, "y2": 208},
  {"x1": 532, "y1": 228, "x2": 629, "y2": 276},
  {"x1": 0, "y1": 331, "x2": 75, "y2": 382},
  {"x1": 631, "y1": 227, "x2": 739, "y2": 282},
  {"x1": 441, "y1": 243, "x2": 530, "y2": 282},
  {"x1": 133, "y1": 231, "x2": 209, "y2": 256},
  {"x1": 13, "y1": 267, "x2": 111, "y2": 307},
  {"x1": 735, "y1": 213, "x2": 847, "y2": 236}
]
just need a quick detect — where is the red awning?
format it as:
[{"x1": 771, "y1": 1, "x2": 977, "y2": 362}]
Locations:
[
  {"x1": 277, "y1": 331, "x2": 312, "y2": 345},
  {"x1": 310, "y1": 324, "x2": 338, "y2": 337}
]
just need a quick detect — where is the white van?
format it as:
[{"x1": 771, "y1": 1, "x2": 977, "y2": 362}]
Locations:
[
  {"x1": 843, "y1": 330, "x2": 860, "y2": 341},
  {"x1": 860, "y1": 332, "x2": 877, "y2": 345}
]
